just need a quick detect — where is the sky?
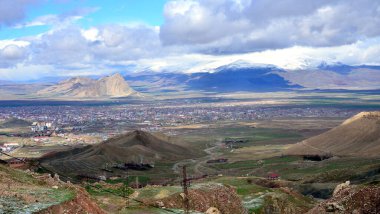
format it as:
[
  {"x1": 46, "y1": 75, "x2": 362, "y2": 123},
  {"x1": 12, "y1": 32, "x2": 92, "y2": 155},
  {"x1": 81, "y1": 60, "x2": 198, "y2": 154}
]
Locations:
[{"x1": 0, "y1": 0, "x2": 380, "y2": 81}]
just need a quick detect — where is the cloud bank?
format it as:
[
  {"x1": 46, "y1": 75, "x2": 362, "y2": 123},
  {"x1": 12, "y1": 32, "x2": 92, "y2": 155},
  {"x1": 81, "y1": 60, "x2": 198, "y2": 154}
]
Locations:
[{"x1": 1, "y1": 0, "x2": 380, "y2": 80}]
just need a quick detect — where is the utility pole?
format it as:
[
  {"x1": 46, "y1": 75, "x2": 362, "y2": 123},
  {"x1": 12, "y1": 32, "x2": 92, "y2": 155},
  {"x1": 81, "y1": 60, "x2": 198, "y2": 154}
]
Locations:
[
  {"x1": 122, "y1": 183, "x2": 130, "y2": 208},
  {"x1": 181, "y1": 165, "x2": 190, "y2": 214},
  {"x1": 123, "y1": 167, "x2": 130, "y2": 208},
  {"x1": 180, "y1": 166, "x2": 208, "y2": 214},
  {"x1": 135, "y1": 176, "x2": 139, "y2": 189}
]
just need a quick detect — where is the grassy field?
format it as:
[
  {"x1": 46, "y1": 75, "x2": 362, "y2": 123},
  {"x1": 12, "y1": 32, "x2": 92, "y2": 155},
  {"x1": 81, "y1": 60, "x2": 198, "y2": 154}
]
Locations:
[{"x1": 207, "y1": 155, "x2": 380, "y2": 184}]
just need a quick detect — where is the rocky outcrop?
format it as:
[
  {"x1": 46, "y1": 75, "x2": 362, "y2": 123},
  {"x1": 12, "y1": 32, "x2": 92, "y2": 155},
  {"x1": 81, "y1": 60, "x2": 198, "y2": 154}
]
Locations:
[
  {"x1": 259, "y1": 187, "x2": 315, "y2": 214},
  {"x1": 37, "y1": 73, "x2": 139, "y2": 98},
  {"x1": 308, "y1": 185, "x2": 380, "y2": 214},
  {"x1": 149, "y1": 183, "x2": 246, "y2": 214},
  {"x1": 0, "y1": 165, "x2": 104, "y2": 214},
  {"x1": 332, "y1": 181, "x2": 350, "y2": 196}
]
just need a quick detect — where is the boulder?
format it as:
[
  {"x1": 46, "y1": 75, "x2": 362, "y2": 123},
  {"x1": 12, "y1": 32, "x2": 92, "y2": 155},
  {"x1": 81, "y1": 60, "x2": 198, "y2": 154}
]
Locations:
[
  {"x1": 332, "y1": 181, "x2": 350, "y2": 196},
  {"x1": 205, "y1": 207, "x2": 221, "y2": 214}
]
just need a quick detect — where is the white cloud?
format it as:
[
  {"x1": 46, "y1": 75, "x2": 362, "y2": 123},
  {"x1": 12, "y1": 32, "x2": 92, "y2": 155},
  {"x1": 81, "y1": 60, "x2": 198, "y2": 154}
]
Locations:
[
  {"x1": 1, "y1": 0, "x2": 380, "y2": 81},
  {"x1": 1, "y1": 45, "x2": 25, "y2": 59},
  {"x1": 0, "y1": 40, "x2": 30, "y2": 49},
  {"x1": 160, "y1": 0, "x2": 380, "y2": 52},
  {"x1": 81, "y1": 27, "x2": 100, "y2": 42},
  {"x1": 0, "y1": 45, "x2": 27, "y2": 68},
  {"x1": 111, "y1": 38, "x2": 380, "y2": 74}
]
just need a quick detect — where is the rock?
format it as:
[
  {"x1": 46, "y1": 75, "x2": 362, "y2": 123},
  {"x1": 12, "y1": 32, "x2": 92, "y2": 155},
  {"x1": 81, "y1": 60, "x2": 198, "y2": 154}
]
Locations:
[
  {"x1": 352, "y1": 210, "x2": 360, "y2": 214},
  {"x1": 333, "y1": 181, "x2": 350, "y2": 196},
  {"x1": 205, "y1": 207, "x2": 221, "y2": 214},
  {"x1": 157, "y1": 201, "x2": 165, "y2": 207},
  {"x1": 52, "y1": 186, "x2": 59, "y2": 189},
  {"x1": 325, "y1": 202, "x2": 344, "y2": 212},
  {"x1": 180, "y1": 193, "x2": 186, "y2": 199},
  {"x1": 53, "y1": 173, "x2": 60, "y2": 182}
]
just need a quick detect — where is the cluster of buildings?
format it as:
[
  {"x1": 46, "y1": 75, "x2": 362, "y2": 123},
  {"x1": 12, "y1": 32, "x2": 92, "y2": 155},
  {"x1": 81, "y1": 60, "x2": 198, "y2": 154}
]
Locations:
[
  {"x1": 31, "y1": 121, "x2": 54, "y2": 132},
  {"x1": 0, "y1": 142, "x2": 20, "y2": 153},
  {"x1": 0, "y1": 100, "x2": 361, "y2": 137}
]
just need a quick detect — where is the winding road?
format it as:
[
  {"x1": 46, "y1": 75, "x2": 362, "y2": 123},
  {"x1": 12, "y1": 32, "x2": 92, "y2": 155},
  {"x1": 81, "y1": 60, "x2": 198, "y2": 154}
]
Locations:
[{"x1": 172, "y1": 139, "x2": 224, "y2": 176}]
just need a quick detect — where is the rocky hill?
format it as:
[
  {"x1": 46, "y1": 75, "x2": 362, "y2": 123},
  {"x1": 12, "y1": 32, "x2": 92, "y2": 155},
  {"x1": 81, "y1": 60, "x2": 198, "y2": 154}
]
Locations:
[
  {"x1": 0, "y1": 164, "x2": 104, "y2": 213},
  {"x1": 37, "y1": 73, "x2": 139, "y2": 98},
  {"x1": 286, "y1": 111, "x2": 380, "y2": 157},
  {"x1": 40, "y1": 130, "x2": 194, "y2": 176},
  {"x1": 308, "y1": 183, "x2": 380, "y2": 213}
]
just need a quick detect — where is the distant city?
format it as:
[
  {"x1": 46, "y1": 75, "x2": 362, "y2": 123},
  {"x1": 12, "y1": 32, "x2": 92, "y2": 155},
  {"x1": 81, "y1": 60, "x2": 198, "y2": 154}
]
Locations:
[{"x1": 0, "y1": 101, "x2": 359, "y2": 136}]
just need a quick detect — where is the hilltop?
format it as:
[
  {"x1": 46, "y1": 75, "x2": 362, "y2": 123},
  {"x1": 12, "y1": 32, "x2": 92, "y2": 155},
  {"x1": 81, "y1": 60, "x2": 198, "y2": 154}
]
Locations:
[
  {"x1": 40, "y1": 130, "x2": 195, "y2": 176},
  {"x1": 286, "y1": 111, "x2": 380, "y2": 157},
  {"x1": 37, "y1": 73, "x2": 139, "y2": 99}
]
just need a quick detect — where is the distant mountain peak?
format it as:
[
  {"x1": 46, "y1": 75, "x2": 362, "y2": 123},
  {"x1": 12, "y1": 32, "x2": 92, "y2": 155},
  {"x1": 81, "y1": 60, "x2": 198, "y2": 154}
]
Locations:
[
  {"x1": 215, "y1": 60, "x2": 278, "y2": 72},
  {"x1": 106, "y1": 73, "x2": 124, "y2": 80},
  {"x1": 37, "y1": 73, "x2": 140, "y2": 99}
]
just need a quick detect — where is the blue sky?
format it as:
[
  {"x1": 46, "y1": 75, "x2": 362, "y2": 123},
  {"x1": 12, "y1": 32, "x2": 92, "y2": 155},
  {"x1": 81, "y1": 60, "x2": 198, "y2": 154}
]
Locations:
[
  {"x1": 0, "y1": 0, "x2": 168, "y2": 40},
  {"x1": 0, "y1": 0, "x2": 380, "y2": 81}
]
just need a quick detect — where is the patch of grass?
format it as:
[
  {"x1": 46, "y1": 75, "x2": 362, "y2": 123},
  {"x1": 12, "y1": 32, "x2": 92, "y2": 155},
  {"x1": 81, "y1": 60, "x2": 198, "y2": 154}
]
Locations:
[
  {"x1": 210, "y1": 177, "x2": 269, "y2": 196},
  {"x1": 211, "y1": 156, "x2": 300, "y2": 171},
  {"x1": 263, "y1": 156, "x2": 301, "y2": 164},
  {"x1": 250, "y1": 206, "x2": 263, "y2": 214},
  {"x1": 211, "y1": 160, "x2": 260, "y2": 170},
  {"x1": 50, "y1": 189, "x2": 76, "y2": 203},
  {"x1": 136, "y1": 186, "x2": 182, "y2": 200},
  {"x1": 85, "y1": 184, "x2": 134, "y2": 197},
  {"x1": 0, "y1": 165, "x2": 44, "y2": 185}
]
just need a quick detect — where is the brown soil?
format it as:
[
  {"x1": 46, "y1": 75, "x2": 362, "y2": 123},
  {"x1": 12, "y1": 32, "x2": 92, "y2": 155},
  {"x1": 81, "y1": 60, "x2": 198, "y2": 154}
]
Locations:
[{"x1": 37, "y1": 186, "x2": 105, "y2": 214}]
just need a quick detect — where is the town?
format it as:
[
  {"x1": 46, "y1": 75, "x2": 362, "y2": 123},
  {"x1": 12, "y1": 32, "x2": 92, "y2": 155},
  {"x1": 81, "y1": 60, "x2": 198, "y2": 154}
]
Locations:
[{"x1": 0, "y1": 100, "x2": 359, "y2": 136}]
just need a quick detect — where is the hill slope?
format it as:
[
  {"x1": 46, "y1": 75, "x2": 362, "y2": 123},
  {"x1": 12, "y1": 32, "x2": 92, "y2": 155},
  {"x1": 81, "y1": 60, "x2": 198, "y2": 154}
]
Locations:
[
  {"x1": 0, "y1": 164, "x2": 104, "y2": 213},
  {"x1": 286, "y1": 112, "x2": 380, "y2": 157},
  {"x1": 37, "y1": 73, "x2": 138, "y2": 98},
  {"x1": 0, "y1": 118, "x2": 31, "y2": 128},
  {"x1": 41, "y1": 130, "x2": 194, "y2": 175}
]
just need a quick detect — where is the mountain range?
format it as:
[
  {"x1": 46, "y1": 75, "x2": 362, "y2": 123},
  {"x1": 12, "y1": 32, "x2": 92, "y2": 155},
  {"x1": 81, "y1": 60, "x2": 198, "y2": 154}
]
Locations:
[
  {"x1": 0, "y1": 62, "x2": 380, "y2": 100},
  {"x1": 123, "y1": 62, "x2": 380, "y2": 92},
  {"x1": 125, "y1": 65, "x2": 301, "y2": 93}
]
